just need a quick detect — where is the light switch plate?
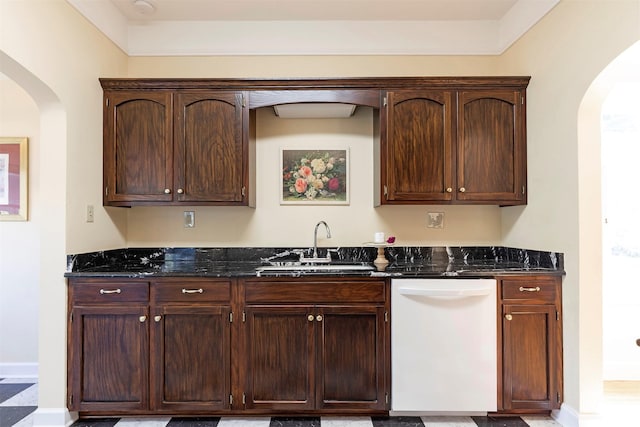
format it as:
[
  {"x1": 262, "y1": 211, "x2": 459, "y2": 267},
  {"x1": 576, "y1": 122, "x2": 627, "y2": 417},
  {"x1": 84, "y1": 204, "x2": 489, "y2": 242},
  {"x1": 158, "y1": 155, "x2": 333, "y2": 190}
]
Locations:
[
  {"x1": 184, "y1": 211, "x2": 195, "y2": 228},
  {"x1": 86, "y1": 205, "x2": 94, "y2": 223},
  {"x1": 427, "y1": 212, "x2": 444, "y2": 229}
]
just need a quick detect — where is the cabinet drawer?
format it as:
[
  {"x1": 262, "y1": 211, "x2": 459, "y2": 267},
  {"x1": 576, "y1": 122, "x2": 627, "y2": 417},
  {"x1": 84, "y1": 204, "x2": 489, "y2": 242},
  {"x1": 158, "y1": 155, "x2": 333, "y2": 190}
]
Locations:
[
  {"x1": 245, "y1": 279, "x2": 386, "y2": 303},
  {"x1": 501, "y1": 277, "x2": 558, "y2": 302},
  {"x1": 70, "y1": 281, "x2": 149, "y2": 303},
  {"x1": 152, "y1": 280, "x2": 232, "y2": 303}
]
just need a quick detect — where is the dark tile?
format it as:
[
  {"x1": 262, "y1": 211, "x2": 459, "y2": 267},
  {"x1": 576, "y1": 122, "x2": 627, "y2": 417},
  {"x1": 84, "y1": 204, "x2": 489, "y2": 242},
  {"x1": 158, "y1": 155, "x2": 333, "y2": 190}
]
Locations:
[
  {"x1": 167, "y1": 417, "x2": 220, "y2": 426},
  {"x1": 0, "y1": 406, "x2": 37, "y2": 426},
  {"x1": 372, "y1": 416, "x2": 426, "y2": 427},
  {"x1": 269, "y1": 417, "x2": 321, "y2": 427},
  {"x1": 0, "y1": 384, "x2": 33, "y2": 403},
  {"x1": 472, "y1": 415, "x2": 529, "y2": 427},
  {"x1": 70, "y1": 418, "x2": 120, "y2": 426}
]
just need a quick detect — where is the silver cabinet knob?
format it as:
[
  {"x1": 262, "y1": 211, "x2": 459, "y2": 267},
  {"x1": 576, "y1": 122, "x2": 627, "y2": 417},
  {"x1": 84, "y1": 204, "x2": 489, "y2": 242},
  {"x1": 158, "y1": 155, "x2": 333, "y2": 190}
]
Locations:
[
  {"x1": 308, "y1": 314, "x2": 315, "y2": 322},
  {"x1": 154, "y1": 315, "x2": 162, "y2": 322},
  {"x1": 164, "y1": 188, "x2": 171, "y2": 194},
  {"x1": 139, "y1": 316, "x2": 147, "y2": 323},
  {"x1": 316, "y1": 315, "x2": 323, "y2": 322},
  {"x1": 177, "y1": 188, "x2": 184, "y2": 194},
  {"x1": 459, "y1": 187, "x2": 466, "y2": 193},
  {"x1": 446, "y1": 187, "x2": 453, "y2": 193},
  {"x1": 505, "y1": 314, "x2": 513, "y2": 321}
]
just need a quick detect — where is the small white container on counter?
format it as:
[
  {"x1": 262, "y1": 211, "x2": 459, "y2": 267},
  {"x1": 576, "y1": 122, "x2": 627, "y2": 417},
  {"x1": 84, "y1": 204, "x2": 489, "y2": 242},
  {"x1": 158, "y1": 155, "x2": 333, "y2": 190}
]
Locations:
[{"x1": 374, "y1": 232, "x2": 385, "y2": 243}]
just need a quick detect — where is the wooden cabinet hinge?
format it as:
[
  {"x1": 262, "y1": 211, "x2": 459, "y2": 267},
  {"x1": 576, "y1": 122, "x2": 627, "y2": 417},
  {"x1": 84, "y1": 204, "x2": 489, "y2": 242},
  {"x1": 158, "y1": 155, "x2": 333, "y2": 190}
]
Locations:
[
  {"x1": 522, "y1": 185, "x2": 526, "y2": 195},
  {"x1": 385, "y1": 392, "x2": 389, "y2": 404},
  {"x1": 384, "y1": 311, "x2": 388, "y2": 322},
  {"x1": 557, "y1": 392, "x2": 560, "y2": 403},
  {"x1": 70, "y1": 312, "x2": 73, "y2": 323},
  {"x1": 229, "y1": 312, "x2": 233, "y2": 323},
  {"x1": 556, "y1": 310, "x2": 560, "y2": 321},
  {"x1": 229, "y1": 394, "x2": 233, "y2": 405},
  {"x1": 69, "y1": 394, "x2": 73, "y2": 405},
  {"x1": 242, "y1": 94, "x2": 246, "y2": 108},
  {"x1": 105, "y1": 98, "x2": 109, "y2": 107},
  {"x1": 241, "y1": 186, "x2": 246, "y2": 197},
  {"x1": 242, "y1": 311, "x2": 246, "y2": 322},
  {"x1": 383, "y1": 96, "x2": 388, "y2": 107},
  {"x1": 383, "y1": 185, "x2": 388, "y2": 196},
  {"x1": 105, "y1": 187, "x2": 109, "y2": 196}
]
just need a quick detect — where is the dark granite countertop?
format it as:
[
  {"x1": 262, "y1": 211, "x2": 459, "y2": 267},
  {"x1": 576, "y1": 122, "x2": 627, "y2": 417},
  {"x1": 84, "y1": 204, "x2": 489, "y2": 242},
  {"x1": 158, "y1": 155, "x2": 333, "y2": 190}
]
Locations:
[{"x1": 65, "y1": 246, "x2": 565, "y2": 279}]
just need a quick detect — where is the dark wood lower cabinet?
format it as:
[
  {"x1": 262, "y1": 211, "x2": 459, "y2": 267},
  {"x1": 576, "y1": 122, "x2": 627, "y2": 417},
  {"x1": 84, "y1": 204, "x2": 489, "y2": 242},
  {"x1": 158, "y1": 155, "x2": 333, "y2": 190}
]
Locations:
[
  {"x1": 68, "y1": 277, "x2": 390, "y2": 416},
  {"x1": 68, "y1": 275, "x2": 561, "y2": 417},
  {"x1": 151, "y1": 305, "x2": 231, "y2": 412},
  {"x1": 498, "y1": 276, "x2": 563, "y2": 413}
]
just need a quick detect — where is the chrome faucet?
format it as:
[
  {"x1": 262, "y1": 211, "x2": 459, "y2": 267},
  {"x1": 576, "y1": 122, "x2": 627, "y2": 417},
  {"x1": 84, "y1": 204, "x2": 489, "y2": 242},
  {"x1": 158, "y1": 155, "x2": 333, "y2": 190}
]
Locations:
[{"x1": 313, "y1": 221, "x2": 331, "y2": 259}]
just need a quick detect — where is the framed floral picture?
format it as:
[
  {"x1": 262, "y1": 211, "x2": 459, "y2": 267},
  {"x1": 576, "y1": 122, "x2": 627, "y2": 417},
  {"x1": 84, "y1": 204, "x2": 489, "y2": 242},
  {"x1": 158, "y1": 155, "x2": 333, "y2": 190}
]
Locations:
[{"x1": 280, "y1": 149, "x2": 349, "y2": 205}]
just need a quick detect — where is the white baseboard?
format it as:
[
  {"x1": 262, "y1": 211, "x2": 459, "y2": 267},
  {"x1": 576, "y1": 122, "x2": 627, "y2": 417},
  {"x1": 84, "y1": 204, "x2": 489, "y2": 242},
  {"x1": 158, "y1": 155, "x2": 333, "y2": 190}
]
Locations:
[
  {"x1": 0, "y1": 362, "x2": 38, "y2": 378},
  {"x1": 32, "y1": 408, "x2": 77, "y2": 427},
  {"x1": 553, "y1": 403, "x2": 579, "y2": 427}
]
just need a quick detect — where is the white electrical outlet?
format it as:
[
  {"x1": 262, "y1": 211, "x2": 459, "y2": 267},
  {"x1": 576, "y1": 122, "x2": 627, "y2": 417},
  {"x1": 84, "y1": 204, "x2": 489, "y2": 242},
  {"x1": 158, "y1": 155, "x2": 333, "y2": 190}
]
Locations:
[
  {"x1": 427, "y1": 212, "x2": 444, "y2": 228},
  {"x1": 86, "y1": 205, "x2": 94, "y2": 223},
  {"x1": 184, "y1": 211, "x2": 195, "y2": 228}
]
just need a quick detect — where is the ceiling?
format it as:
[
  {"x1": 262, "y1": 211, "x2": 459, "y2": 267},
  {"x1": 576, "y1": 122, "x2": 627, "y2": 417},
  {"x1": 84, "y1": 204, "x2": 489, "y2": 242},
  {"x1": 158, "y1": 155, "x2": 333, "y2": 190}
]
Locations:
[{"x1": 66, "y1": 0, "x2": 559, "y2": 56}]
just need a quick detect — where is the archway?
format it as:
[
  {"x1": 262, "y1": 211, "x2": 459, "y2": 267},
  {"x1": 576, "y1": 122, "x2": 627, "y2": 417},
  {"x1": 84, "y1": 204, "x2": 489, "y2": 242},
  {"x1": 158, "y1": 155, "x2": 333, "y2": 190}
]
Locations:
[{"x1": 0, "y1": 50, "x2": 71, "y2": 426}]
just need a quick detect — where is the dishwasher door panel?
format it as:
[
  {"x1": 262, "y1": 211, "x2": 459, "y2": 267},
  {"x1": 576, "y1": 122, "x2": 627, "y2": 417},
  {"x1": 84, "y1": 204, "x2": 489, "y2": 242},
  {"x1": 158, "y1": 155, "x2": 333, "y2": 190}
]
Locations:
[{"x1": 391, "y1": 279, "x2": 497, "y2": 413}]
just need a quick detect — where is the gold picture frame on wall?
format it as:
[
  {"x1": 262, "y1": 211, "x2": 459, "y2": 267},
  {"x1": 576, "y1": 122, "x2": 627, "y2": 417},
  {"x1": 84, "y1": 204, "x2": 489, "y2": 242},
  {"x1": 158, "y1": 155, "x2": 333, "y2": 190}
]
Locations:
[
  {"x1": 280, "y1": 148, "x2": 349, "y2": 205},
  {"x1": 0, "y1": 137, "x2": 28, "y2": 221}
]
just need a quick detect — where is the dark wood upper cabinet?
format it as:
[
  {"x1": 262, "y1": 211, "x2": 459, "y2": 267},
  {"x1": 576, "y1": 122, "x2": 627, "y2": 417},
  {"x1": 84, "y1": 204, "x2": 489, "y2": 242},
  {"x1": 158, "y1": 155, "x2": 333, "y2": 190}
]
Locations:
[
  {"x1": 174, "y1": 92, "x2": 246, "y2": 203},
  {"x1": 457, "y1": 90, "x2": 526, "y2": 204},
  {"x1": 383, "y1": 90, "x2": 455, "y2": 203},
  {"x1": 103, "y1": 91, "x2": 173, "y2": 204},
  {"x1": 380, "y1": 87, "x2": 527, "y2": 205},
  {"x1": 103, "y1": 88, "x2": 249, "y2": 207},
  {"x1": 101, "y1": 77, "x2": 528, "y2": 207}
]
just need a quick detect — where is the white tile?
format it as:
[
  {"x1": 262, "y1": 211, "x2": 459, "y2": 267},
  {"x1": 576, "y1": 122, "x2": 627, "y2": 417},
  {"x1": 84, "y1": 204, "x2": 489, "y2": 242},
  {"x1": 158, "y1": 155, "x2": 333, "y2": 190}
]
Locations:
[
  {"x1": 0, "y1": 383, "x2": 38, "y2": 406},
  {"x1": 520, "y1": 416, "x2": 563, "y2": 426},
  {"x1": 420, "y1": 416, "x2": 476, "y2": 426},
  {"x1": 114, "y1": 417, "x2": 171, "y2": 426},
  {"x1": 11, "y1": 411, "x2": 35, "y2": 427},
  {"x1": 217, "y1": 417, "x2": 271, "y2": 426},
  {"x1": 321, "y1": 416, "x2": 374, "y2": 427}
]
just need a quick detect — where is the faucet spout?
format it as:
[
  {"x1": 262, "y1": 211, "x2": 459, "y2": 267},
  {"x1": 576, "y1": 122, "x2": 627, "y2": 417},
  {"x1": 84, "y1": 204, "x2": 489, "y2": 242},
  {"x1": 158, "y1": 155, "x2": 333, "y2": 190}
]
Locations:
[{"x1": 313, "y1": 221, "x2": 331, "y2": 258}]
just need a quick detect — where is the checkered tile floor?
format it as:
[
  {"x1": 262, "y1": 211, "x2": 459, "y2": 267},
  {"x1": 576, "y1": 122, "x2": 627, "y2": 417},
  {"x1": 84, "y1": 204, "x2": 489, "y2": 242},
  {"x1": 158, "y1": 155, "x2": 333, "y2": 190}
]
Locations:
[{"x1": 1, "y1": 378, "x2": 562, "y2": 427}]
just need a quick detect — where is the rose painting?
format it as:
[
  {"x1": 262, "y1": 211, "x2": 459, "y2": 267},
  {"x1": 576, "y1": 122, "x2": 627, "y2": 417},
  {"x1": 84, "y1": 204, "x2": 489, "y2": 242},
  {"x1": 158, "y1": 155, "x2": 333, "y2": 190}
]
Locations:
[{"x1": 280, "y1": 149, "x2": 349, "y2": 205}]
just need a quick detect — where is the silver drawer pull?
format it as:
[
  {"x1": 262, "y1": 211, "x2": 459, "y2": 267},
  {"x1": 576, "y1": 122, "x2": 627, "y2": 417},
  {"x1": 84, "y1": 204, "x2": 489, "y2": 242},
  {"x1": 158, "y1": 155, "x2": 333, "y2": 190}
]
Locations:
[
  {"x1": 182, "y1": 288, "x2": 203, "y2": 294},
  {"x1": 519, "y1": 286, "x2": 541, "y2": 292},
  {"x1": 100, "y1": 288, "x2": 122, "y2": 295}
]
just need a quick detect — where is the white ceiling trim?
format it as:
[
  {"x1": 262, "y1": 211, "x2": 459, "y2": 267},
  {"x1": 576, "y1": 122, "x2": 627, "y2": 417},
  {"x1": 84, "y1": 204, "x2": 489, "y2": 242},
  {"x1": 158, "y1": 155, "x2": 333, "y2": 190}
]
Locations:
[{"x1": 66, "y1": 0, "x2": 559, "y2": 56}]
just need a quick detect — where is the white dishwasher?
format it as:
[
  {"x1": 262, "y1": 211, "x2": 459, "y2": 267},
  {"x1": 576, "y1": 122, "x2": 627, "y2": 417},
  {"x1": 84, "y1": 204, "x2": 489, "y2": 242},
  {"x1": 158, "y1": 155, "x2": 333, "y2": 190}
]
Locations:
[{"x1": 391, "y1": 278, "x2": 497, "y2": 414}]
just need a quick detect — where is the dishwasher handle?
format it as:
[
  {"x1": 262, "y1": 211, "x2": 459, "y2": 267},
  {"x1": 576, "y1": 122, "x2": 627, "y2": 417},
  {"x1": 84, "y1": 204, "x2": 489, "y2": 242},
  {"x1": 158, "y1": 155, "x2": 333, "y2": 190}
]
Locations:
[{"x1": 398, "y1": 285, "x2": 493, "y2": 297}]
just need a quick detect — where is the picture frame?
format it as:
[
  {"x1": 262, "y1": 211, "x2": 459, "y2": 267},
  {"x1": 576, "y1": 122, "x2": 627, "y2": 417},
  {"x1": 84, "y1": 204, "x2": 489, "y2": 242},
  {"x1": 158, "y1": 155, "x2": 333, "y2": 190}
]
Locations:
[
  {"x1": 280, "y1": 148, "x2": 349, "y2": 205},
  {"x1": 0, "y1": 137, "x2": 28, "y2": 221}
]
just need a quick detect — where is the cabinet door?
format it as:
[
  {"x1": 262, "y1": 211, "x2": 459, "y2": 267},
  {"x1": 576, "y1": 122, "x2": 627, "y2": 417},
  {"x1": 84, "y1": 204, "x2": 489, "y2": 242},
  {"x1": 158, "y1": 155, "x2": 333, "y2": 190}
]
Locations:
[
  {"x1": 244, "y1": 305, "x2": 315, "y2": 411},
  {"x1": 316, "y1": 306, "x2": 387, "y2": 411},
  {"x1": 174, "y1": 92, "x2": 246, "y2": 203},
  {"x1": 457, "y1": 90, "x2": 526, "y2": 204},
  {"x1": 151, "y1": 305, "x2": 231, "y2": 411},
  {"x1": 383, "y1": 91, "x2": 455, "y2": 203},
  {"x1": 502, "y1": 304, "x2": 560, "y2": 411},
  {"x1": 68, "y1": 305, "x2": 149, "y2": 412},
  {"x1": 103, "y1": 90, "x2": 173, "y2": 205}
]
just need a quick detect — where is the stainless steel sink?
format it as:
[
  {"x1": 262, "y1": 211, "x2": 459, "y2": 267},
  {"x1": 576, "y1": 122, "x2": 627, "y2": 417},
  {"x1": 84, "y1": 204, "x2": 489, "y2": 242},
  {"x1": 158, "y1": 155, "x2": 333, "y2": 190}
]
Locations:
[{"x1": 255, "y1": 264, "x2": 374, "y2": 276}]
